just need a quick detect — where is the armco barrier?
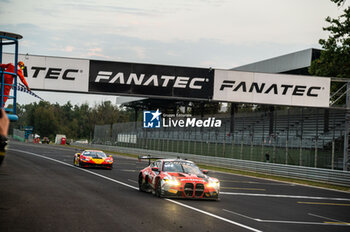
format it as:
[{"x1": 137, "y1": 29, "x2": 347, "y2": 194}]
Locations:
[{"x1": 76, "y1": 143, "x2": 350, "y2": 187}]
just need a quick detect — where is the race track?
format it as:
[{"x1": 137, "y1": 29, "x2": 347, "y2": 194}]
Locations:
[{"x1": 1, "y1": 141, "x2": 350, "y2": 232}]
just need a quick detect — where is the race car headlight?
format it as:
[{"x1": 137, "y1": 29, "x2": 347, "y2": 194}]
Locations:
[
  {"x1": 207, "y1": 180, "x2": 220, "y2": 188},
  {"x1": 164, "y1": 178, "x2": 180, "y2": 186},
  {"x1": 105, "y1": 159, "x2": 113, "y2": 163},
  {"x1": 81, "y1": 156, "x2": 90, "y2": 161}
]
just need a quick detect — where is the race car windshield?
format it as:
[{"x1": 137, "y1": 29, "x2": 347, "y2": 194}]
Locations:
[
  {"x1": 163, "y1": 162, "x2": 184, "y2": 172},
  {"x1": 182, "y1": 163, "x2": 203, "y2": 176},
  {"x1": 83, "y1": 151, "x2": 107, "y2": 158},
  {"x1": 163, "y1": 161, "x2": 203, "y2": 175}
]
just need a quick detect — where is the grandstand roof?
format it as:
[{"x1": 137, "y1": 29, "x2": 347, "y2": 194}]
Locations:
[{"x1": 232, "y1": 48, "x2": 321, "y2": 75}]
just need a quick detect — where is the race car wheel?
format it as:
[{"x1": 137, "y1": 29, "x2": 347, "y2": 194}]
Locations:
[
  {"x1": 155, "y1": 180, "x2": 164, "y2": 198},
  {"x1": 138, "y1": 174, "x2": 146, "y2": 192}
]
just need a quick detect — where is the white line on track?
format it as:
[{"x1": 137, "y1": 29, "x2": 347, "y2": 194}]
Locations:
[
  {"x1": 11, "y1": 149, "x2": 138, "y2": 190},
  {"x1": 308, "y1": 213, "x2": 343, "y2": 223},
  {"x1": 255, "y1": 219, "x2": 350, "y2": 226},
  {"x1": 220, "y1": 192, "x2": 350, "y2": 201},
  {"x1": 220, "y1": 180, "x2": 294, "y2": 186},
  {"x1": 223, "y1": 209, "x2": 350, "y2": 226},
  {"x1": 11, "y1": 149, "x2": 262, "y2": 232},
  {"x1": 120, "y1": 169, "x2": 136, "y2": 172},
  {"x1": 166, "y1": 199, "x2": 261, "y2": 232}
]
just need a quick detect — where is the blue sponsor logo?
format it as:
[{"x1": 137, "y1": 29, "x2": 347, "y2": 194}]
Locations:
[{"x1": 143, "y1": 109, "x2": 162, "y2": 128}]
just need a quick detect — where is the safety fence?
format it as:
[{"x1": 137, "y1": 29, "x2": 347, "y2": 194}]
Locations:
[
  {"x1": 93, "y1": 107, "x2": 347, "y2": 170},
  {"x1": 76, "y1": 143, "x2": 350, "y2": 187}
]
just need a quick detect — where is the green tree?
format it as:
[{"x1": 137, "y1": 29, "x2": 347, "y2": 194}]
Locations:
[
  {"x1": 32, "y1": 101, "x2": 59, "y2": 138},
  {"x1": 12, "y1": 100, "x2": 134, "y2": 141},
  {"x1": 309, "y1": 0, "x2": 350, "y2": 78},
  {"x1": 190, "y1": 102, "x2": 221, "y2": 116}
]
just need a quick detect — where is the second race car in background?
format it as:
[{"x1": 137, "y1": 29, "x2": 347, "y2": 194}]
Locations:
[
  {"x1": 74, "y1": 150, "x2": 114, "y2": 169},
  {"x1": 138, "y1": 157, "x2": 220, "y2": 200}
]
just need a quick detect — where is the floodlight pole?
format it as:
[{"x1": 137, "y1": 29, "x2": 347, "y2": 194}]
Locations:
[{"x1": 343, "y1": 81, "x2": 350, "y2": 171}]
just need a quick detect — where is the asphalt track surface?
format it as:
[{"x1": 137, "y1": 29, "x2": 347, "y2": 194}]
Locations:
[{"x1": 1, "y1": 141, "x2": 350, "y2": 232}]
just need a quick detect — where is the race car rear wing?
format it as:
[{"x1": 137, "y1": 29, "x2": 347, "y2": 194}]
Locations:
[{"x1": 138, "y1": 155, "x2": 163, "y2": 165}]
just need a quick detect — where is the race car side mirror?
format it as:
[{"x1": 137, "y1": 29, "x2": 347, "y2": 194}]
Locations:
[
  {"x1": 152, "y1": 167, "x2": 159, "y2": 172},
  {"x1": 77, "y1": 153, "x2": 81, "y2": 157},
  {"x1": 202, "y1": 170, "x2": 209, "y2": 174}
]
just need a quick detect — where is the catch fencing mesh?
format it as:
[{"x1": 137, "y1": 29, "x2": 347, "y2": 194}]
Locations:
[{"x1": 93, "y1": 107, "x2": 347, "y2": 169}]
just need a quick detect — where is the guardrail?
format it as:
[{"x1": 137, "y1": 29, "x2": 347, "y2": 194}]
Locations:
[{"x1": 76, "y1": 143, "x2": 350, "y2": 187}]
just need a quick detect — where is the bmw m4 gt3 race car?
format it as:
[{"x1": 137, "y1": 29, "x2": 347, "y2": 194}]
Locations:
[
  {"x1": 74, "y1": 150, "x2": 113, "y2": 169},
  {"x1": 138, "y1": 157, "x2": 220, "y2": 200}
]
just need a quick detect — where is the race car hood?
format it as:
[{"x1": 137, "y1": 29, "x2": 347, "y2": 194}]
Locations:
[
  {"x1": 83, "y1": 156, "x2": 112, "y2": 164},
  {"x1": 84, "y1": 156, "x2": 106, "y2": 159},
  {"x1": 165, "y1": 172, "x2": 208, "y2": 182},
  {"x1": 90, "y1": 157, "x2": 105, "y2": 164}
]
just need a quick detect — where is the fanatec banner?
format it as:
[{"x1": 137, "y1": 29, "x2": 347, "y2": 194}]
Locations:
[
  {"x1": 88, "y1": 60, "x2": 214, "y2": 100},
  {"x1": 3, "y1": 53, "x2": 89, "y2": 93},
  {"x1": 213, "y1": 70, "x2": 330, "y2": 107},
  {"x1": 2, "y1": 53, "x2": 331, "y2": 107}
]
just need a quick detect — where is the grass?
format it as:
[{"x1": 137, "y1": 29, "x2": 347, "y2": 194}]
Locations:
[{"x1": 197, "y1": 164, "x2": 350, "y2": 192}]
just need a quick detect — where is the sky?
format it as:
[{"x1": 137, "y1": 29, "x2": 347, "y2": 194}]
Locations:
[{"x1": 1, "y1": 0, "x2": 349, "y2": 106}]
